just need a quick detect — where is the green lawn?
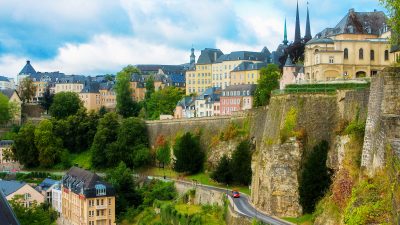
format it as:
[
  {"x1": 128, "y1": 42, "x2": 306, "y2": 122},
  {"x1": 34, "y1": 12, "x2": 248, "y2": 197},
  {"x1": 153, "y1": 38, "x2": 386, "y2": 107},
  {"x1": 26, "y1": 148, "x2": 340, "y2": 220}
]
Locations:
[
  {"x1": 282, "y1": 214, "x2": 313, "y2": 225},
  {"x1": 70, "y1": 150, "x2": 92, "y2": 169},
  {"x1": 141, "y1": 167, "x2": 251, "y2": 195}
]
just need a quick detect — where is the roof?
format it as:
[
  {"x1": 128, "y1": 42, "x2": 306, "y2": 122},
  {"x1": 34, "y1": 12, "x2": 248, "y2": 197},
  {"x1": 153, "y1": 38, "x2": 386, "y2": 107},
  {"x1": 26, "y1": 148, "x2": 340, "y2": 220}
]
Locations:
[
  {"x1": 81, "y1": 81, "x2": 100, "y2": 93},
  {"x1": 314, "y1": 9, "x2": 387, "y2": 39},
  {"x1": 19, "y1": 60, "x2": 37, "y2": 76},
  {"x1": 0, "y1": 180, "x2": 25, "y2": 196},
  {"x1": 232, "y1": 62, "x2": 267, "y2": 72},
  {"x1": 0, "y1": 140, "x2": 13, "y2": 147},
  {"x1": 177, "y1": 96, "x2": 195, "y2": 107},
  {"x1": 222, "y1": 84, "x2": 257, "y2": 93},
  {"x1": 62, "y1": 167, "x2": 115, "y2": 198},
  {"x1": 38, "y1": 178, "x2": 58, "y2": 191},
  {"x1": 56, "y1": 75, "x2": 86, "y2": 84},
  {"x1": 0, "y1": 89, "x2": 15, "y2": 99},
  {"x1": 0, "y1": 76, "x2": 10, "y2": 82},
  {"x1": 197, "y1": 48, "x2": 224, "y2": 64},
  {"x1": 168, "y1": 74, "x2": 185, "y2": 83},
  {"x1": 0, "y1": 190, "x2": 20, "y2": 225},
  {"x1": 196, "y1": 87, "x2": 221, "y2": 102},
  {"x1": 284, "y1": 56, "x2": 295, "y2": 67},
  {"x1": 216, "y1": 50, "x2": 270, "y2": 63},
  {"x1": 307, "y1": 38, "x2": 334, "y2": 45}
]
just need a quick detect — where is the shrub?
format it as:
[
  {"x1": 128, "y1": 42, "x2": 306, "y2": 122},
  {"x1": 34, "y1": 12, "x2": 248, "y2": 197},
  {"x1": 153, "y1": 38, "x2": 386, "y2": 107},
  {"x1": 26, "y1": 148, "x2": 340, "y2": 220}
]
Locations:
[
  {"x1": 280, "y1": 107, "x2": 298, "y2": 143},
  {"x1": 173, "y1": 132, "x2": 204, "y2": 174}
]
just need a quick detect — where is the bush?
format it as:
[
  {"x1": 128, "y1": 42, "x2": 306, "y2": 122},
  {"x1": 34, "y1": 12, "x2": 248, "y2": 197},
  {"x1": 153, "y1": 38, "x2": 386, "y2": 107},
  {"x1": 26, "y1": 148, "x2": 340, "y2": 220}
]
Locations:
[
  {"x1": 280, "y1": 107, "x2": 298, "y2": 143},
  {"x1": 211, "y1": 155, "x2": 232, "y2": 184},
  {"x1": 173, "y1": 132, "x2": 204, "y2": 174}
]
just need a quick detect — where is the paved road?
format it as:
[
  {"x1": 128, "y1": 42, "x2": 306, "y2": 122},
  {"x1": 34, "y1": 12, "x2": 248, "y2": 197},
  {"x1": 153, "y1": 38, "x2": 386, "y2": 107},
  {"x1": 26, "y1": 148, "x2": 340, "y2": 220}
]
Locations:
[{"x1": 153, "y1": 177, "x2": 292, "y2": 225}]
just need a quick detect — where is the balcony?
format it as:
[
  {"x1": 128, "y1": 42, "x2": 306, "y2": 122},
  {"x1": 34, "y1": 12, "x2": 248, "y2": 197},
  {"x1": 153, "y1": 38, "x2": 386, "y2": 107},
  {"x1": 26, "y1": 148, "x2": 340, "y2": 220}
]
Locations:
[{"x1": 95, "y1": 204, "x2": 107, "y2": 209}]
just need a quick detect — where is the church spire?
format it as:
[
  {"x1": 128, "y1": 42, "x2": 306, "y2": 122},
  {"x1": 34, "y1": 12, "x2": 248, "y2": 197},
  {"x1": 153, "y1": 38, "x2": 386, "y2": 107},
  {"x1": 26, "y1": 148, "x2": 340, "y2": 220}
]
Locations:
[
  {"x1": 304, "y1": 2, "x2": 312, "y2": 42},
  {"x1": 283, "y1": 18, "x2": 288, "y2": 46},
  {"x1": 294, "y1": 0, "x2": 301, "y2": 43},
  {"x1": 190, "y1": 45, "x2": 195, "y2": 65}
]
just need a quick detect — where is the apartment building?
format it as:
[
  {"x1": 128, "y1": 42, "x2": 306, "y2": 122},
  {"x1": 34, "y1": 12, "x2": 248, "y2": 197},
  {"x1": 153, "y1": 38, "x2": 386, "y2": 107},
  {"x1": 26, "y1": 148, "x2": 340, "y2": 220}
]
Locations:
[
  {"x1": 0, "y1": 180, "x2": 44, "y2": 207},
  {"x1": 195, "y1": 87, "x2": 221, "y2": 118},
  {"x1": 304, "y1": 9, "x2": 391, "y2": 81},
  {"x1": 230, "y1": 62, "x2": 267, "y2": 85},
  {"x1": 220, "y1": 84, "x2": 256, "y2": 116},
  {"x1": 79, "y1": 81, "x2": 102, "y2": 112},
  {"x1": 62, "y1": 167, "x2": 116, "y2": 225}
]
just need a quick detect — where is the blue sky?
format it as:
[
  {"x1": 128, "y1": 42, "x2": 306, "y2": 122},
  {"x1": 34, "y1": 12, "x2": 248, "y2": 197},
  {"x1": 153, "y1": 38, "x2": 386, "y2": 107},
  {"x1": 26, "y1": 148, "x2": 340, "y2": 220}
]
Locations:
[{"x1": 0, "y1": 0, "x2": 386, "y2": 78}]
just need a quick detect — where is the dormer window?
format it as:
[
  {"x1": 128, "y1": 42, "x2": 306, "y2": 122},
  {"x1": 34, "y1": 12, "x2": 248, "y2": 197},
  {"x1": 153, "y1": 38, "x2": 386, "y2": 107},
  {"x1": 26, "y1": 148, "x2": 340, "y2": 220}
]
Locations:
[{"x1": 95, "y1": 184, "x2": 106, "y2": 196}]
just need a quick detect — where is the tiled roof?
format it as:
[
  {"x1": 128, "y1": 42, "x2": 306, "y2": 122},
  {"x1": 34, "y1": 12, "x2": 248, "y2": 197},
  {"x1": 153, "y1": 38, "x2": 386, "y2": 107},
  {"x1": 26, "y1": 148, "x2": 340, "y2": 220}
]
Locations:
[
  {"x1": 0, "y1": 180, "x2": 25, "y2": 196},
  {"x1": 0, "y1": 76, "x2": 10, "y2": 82},
  {"x1": 0, "y1": 89, "x2": 15, "y2": 99},
  {"x1": 223, "y1": 84, "x2": 257, "y2": 93},
  {"x1": 0, "y1": 190, "x2": 20, "y2": 225},
  {"x1": 217, "y1": 50, "x2": 269, "y2": 63},
  {"x1": 177, "y1": 96, "x2": 195, "y2": 107},
  {"x1": 196, "y1": 87, "x2": 221, "y2": 102},
  {"x1": 38, "y1": 178, "x2": 58, "y2": 191},
  {"x1": 168, "y1": 74, "x2": 185, "y2": 83},
  {"x1": 81, "y1": 81, "x2": 100, "y2": 93},
  {"x1": 0, "y1": 140, "x2": 13, "y2": 147},
  {"x1": 197, "y1": 48, "x2": 224, "y2": 64},
  {"x1": 233, "y1": 62, "x2": 267, "y2": 72},
  {"x1": 284, "y1": 56, "x2": 295, "y2": 67},
  {"x1": 62, "y1": 167, "x2": 115, "y2": 198},
  {"x1": 314, "y1": 9, "x2": 387, "y2": 39},
  {"x1": 19, "y1": 60, "x2": 37, "y2": 76}
]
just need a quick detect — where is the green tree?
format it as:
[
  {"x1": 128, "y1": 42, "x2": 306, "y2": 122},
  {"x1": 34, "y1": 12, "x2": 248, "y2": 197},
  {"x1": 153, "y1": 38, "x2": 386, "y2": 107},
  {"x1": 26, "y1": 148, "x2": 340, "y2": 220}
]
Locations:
[
  {"x1": 211, "y1": 154, "x2": 233, "y2": 184},
  {"x1": 156, "y1": 142, "x2": 171, "y2": 168},
  {"x1": 13, "y1": 123, "x2": 39, "y2": 168},
  {"x1": 99, "y1": 105, "x2": 107, "y2": 116},
  {"x1": 0, "y1": 92, "x2": 11, "y2": 124},
  {"x1": 145, "y1": 75, "x2": 155, "y2": 100},
  {"x1": 91, "y1": 112, "x2": 119, "y2": 168},
  {"x1": 9, "y1": 195, "x2": 57, "y2": 225},
  {"x1": 380, "y1": 0, "x2": 400, "y2": 46},
  {"x1": 106, "y1": 162, "x2": 142, "y2": 217},
  {"x1": 146, "y1": 86, "x2": 185, "y2": 120},
  {"x1": 230, "y1": 140, "x2": 252, "y2": 186},
  {"x1": 39, "y1": 86, "x2": 53, "y2": 114},
  {"x1": 253, "y1": 64, "x2": 280, "y2": 107},
  {"x1": 115, "y1": 65, "x2": 141, "y2": 118},
  {"x1": 173, "y1": 132, "x2": 204, "y2": 174},
  {"x1": 299, "y1": 140, "x2": 332, "y2": 213},
  {"x1": 34, "y1": 119, "x2": 64, "y2": 167},
  {"x1": 49, "y1": 92, "x2": 82, "y2": 119},
  {"x1": 19, "y1": 77, "x2": 36, "y2": 103}
]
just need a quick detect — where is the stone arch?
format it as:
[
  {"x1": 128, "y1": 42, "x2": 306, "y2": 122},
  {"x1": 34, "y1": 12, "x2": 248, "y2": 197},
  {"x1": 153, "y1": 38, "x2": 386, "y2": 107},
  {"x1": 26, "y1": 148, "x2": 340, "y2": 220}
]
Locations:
[
  {"x1": 356, "y1": 71, "x2": 367, "y2": 78},
  {"x1": 324, "y1": 70, "x2": 340, "y2": 80}
]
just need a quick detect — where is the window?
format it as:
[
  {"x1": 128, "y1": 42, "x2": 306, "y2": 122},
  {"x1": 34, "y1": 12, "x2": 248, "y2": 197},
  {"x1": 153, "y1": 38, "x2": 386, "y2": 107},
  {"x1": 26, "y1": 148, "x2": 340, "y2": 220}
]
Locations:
[
  {"x1": 385, "y1": 50, "x2": 389, "y2": 61},
  {"x1": 108, "y1": 198, "x2": 111, "y2": 205},
  {"x1": 344, "y1": 48, "x2": 349, "y2": 59},
  {"x1": 101, "y1": 199, "x2": 104, "y2": 205},
  {"x1": 329, "y1": 56, "x2": 334, "y2": 64},
  {"x1": 95, "y1": 184, "x2": 106, "y2": 196},
  {"x1": 370, "y1": 50, "x2": 375, "y2": 61},
  {"x1": 359, "y1": 48, "x2": 364, "y2": 60}
]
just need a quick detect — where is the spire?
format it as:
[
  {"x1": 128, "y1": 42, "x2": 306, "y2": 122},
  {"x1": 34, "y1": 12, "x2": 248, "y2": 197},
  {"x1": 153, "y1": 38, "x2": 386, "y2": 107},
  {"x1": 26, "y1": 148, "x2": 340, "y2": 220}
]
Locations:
[
  {"x1": 283, "y1": 18, "x2": 288, "y2": 45},
  {"x1": 304, "y1": 2, "x2": 312, "y2": 42},
  {"x1": 190, "y1": 45, "x2": 195, "y2": 65},
  {"x1": 294, "y1": 0, "x2": 301, "y2": 43}
]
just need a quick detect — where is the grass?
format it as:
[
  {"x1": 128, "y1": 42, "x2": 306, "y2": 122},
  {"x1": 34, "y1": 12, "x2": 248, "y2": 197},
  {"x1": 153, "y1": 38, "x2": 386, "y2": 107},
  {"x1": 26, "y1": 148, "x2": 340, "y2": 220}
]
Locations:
[
  {"x1": 282, "y1": 214, "x2": 313, "y2": 225},
  {"x1": 140, "y1": 167, "x2": 251, "y2": 196},
  {"x1": 175, "y1": 204, "x2": 202, "y2": 215},
  {"x1": 70, "y1": 150, "x2": 92, "y2": 169}
]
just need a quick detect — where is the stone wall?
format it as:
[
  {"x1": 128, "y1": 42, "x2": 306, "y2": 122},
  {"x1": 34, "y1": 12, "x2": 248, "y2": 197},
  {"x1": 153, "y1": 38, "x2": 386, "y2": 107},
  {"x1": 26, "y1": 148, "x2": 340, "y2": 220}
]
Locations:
[
  {"x1": 174, "y1": 181, "x2": 226, "y2": 206},
  {"x1": 362, "y1": 67, "x2": 400, "y2": 175}
]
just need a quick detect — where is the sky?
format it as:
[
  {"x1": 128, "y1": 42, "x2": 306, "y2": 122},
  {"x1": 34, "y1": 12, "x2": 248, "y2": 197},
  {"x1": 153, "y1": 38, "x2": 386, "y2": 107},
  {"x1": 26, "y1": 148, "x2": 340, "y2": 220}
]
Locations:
[{"x1": 0, "y1": 0, "x2": 386, "y2": 78}]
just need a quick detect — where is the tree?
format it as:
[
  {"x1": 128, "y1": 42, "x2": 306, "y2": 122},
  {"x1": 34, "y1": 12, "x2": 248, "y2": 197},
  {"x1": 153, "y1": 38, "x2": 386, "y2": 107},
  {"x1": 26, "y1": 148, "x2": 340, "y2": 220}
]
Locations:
[
  {"x1": 49, "y1": 92, "x2": 82, "y2": 119},
  {"x1": 146, "y1": 86, "x2": 185, "y2": 120},
  {"x1": 145, "y1": 75, "x2": 155, "y2": 100},
  {"x1": 211, "y1": 154, "x2": 233, "y2": 184},
  {"x1": 173, "y1": 132, "x2": 204, "y2": 174},
  {"x1": 19, "y1": 77, "x2": 36, "y2": 103},
  {"x1": 381, "y1": 0, "x2": 400, "y2": 46},
  {"x1": 34, "y1": 119, "x2": 64, "y2": 167},
  {"x1": 13, "y1": 123, "x2": 39, "y2": 168},
  {"x1": 9, "y1": 195, "x2": 57, "y2": 225},
  {"x1": 39, "y1": 86, "x2": 54, "y2": 114},
  {"x1": 299, "y1": 140, "x2": 332, "y2": 213},
  {"x1": 253, "y1": 64, "x2": 280, "y2": 107},
  {"x1": 115, "y1": 65, "x2": 141, "y2": 118},
  {"x1": 99, "y1": 106, "x2": 107, "y2": 116},
  {"x1": 0, "y1": 92, "x2": 11, "y2": 124},
  {"x1": 106, "y1": 162, "x2": 142, "y2": 217},
  {"x1": 91, "y1": 112, "x2": 119, "y2": 168},
  {"x1": 230, "y1": 140, "x2": 252, "y2": 186},
  {"x1": 156, "y1": 142, "x2": 170, "y2": 168}
]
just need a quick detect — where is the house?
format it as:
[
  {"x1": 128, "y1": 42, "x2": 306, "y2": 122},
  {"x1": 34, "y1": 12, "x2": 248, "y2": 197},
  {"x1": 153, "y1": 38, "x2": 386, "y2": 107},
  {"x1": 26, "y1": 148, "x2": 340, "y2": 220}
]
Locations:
[
  {"x1": 0, "y1": 190, "x2": 20, "y2": 225},
  {"x1": 174, "y1": 96, "x2": 196, "y2": 119},
  {"x1": 0, "y1": 140, "x2": 20, "y2": 172},
  {"x1": 280, "y1": 56, "x2": 305, "y2": 89},
  {"x1": 220, "y1": 84, "x2": 256, "y2": 116},
  {"x1": 0, "y1": 180, "x2": 45, "y2": 207},
  {"x1": 230, "y1": 61, "x2": 267, "y2": 86},
  {"x1": 62, "y1": 167, "x2": 116, "y2": 225},
  {"x1": 195, "y1": 87, "x2": 221, "y2": 118},
  {"x1": 0, "y1": 76, "x2": 14, "y2": 90},
  {"x1": 79, "y1": 81, "x2": 102, "y2": 112},
  {"x1": 304, "y1": 9, "x2": 391, "y2": 81},
  {"x1": 0, "y1": 89, "x2": 22, "y2": 125},
  {"x1": 51, "y1": 181, "x2": 62, "y2": 215},
  {"x1": 35, "y1": 178, "x2": 58, "y2": 204}
]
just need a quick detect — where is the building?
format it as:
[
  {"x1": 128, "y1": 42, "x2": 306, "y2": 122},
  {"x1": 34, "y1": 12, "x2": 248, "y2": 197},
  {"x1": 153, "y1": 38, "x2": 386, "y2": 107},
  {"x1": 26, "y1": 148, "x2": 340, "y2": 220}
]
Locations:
[
  {"x1": 0, "y1": 89, "x2": 22, "y2": 125},
  {"x1": 99, "y1": 82, "x2": 116, "y2": 110},
  {"x1": 0, "y1": 190, "x2": 20, "y2": 225},
  {"x1": 0, "y1": 76, "x2": 13, "y2": 90},
  {"x1": 186, "y1": 48, "x2": 223, "y2": 95},
  {"x1": 280, "y1": 56, "x2": 305, "y2": 89},
  {"x1": 79, "y1": 81, "x2": 102, "y2": 112},
  {"x1": 51, "y1": 181, "x2": 62, "y2": 214},
  {"x1": 304, "y1": 9, "x2": 390, "y2": 81},
  {"x1": 62, "y1": 167, "x2": 116, "y2": 225},
  {"x1": 17, "y1": 60, "x2": 37, "y2": 85},
  {"x1": 0, "y1": 180, "x2": 44, "y2": 207},
  {"x1": 54, "y1": 75, "x2": 86, "y2": 94},
  {"x1": 220, "y1": 84, "x2": 256, "y2": 116},
  {"x1": 0, "y1": 140, "x2": 20, "y2": 172},
  {"x1": 130, "y1": 74, "x2": 146, "y2": 102},
  {"x1": 36, "y1": 178, "x2": 58, "y2": 204},
  {"x1": 195, "y1": 87, "x2": 221, "y2": 118},
  {"x1": 174, "y1": 96, "x2": 195, "y2": 119},
  {"x1": 391, "y1": 45, "x2": 400, "y2": 63},
  {"x1": 230, "y1": 62, "x2": 267, "y2": 85}
]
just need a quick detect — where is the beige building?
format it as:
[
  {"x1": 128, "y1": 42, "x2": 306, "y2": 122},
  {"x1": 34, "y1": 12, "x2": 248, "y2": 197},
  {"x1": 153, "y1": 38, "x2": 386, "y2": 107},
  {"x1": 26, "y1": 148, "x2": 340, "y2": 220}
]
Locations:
[
  {"x1": 55, "y1": 82, "x2": 84, "y2": 94},
  {"x1": 0, "y1": 180, "x2": 44, "y2": 207},
  {"x1": 0, "y1": 89, "x2": 22, "y2": 125},
  {"x1": 304, "y1": 9, "x2": 391, "y2": 81},
  {"x1": 62, "y1": 167, "x2": 116, "y2": 225},
  {"x1": 79, "y1": 82, "x2": 102, "y2": 112},
  {"x1": 230, "y1": 62, "x2": 266, "y2": 86}
]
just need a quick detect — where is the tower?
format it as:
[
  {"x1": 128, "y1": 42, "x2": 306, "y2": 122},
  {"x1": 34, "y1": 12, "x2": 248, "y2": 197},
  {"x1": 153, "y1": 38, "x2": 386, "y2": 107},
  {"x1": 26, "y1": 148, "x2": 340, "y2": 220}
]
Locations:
[
  {"x1": 190, "y1": 47, "x2": 196, "y2": 65},
  {"x1": 294, "y1": 0, "x2": 301, "y2": 43},
  {"x1": 304, "y1": 2, "x2": 312, "y2": 42},
  {"x1": 283, "y1": 18, "x2": 288, "y2": 46}
]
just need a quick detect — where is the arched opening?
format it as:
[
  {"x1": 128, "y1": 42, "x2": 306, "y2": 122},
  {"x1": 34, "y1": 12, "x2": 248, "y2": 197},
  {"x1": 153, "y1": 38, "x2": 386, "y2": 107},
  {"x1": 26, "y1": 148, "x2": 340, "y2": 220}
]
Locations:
[
  {"x1": 344, "y1": 48, "x2": 349, "y2": 59},
  {"x1": 356, "y1": 71, "x2": 366, "y2": 78}
]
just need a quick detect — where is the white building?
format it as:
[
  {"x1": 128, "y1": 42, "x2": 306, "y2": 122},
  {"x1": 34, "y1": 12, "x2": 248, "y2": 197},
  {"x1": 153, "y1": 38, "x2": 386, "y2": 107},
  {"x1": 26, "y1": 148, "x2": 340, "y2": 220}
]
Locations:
[
  {"x1": 51, "y1": 182, "x2": 62, "y2": 214},
  {"x1": 195, "y1": 87, "x2": 221, "y2": 118},
  {"x1": 0, "y1": 76, "x2": 13, "y2": 90}
]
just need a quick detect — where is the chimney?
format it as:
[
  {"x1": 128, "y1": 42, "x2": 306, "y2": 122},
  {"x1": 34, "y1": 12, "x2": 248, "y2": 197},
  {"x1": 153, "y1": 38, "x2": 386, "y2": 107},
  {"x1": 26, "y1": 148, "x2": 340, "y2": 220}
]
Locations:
[
  {"x1": 27, "y1": 60, "x2": 30, "y2": 64},
  {"x1": 349, "y1": 8, "x2": 354, "y2": 13},
  {"x1": 214, "y1": 52, "x2": 217, "y2": 62}
]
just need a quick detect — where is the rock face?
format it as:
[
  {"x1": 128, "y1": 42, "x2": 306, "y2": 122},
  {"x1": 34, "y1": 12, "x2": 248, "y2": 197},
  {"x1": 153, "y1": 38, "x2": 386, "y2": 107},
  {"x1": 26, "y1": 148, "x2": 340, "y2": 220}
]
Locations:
[{"x1": 361, "y1": 67, "x2": 400, "y2": 175}]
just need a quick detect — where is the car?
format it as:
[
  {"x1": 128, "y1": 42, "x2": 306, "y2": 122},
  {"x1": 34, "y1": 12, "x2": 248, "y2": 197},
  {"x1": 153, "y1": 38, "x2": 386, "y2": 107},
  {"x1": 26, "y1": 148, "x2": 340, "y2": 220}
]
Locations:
[{"x1": 232, "y1": 190, "x2": 240, "y2": 198}]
